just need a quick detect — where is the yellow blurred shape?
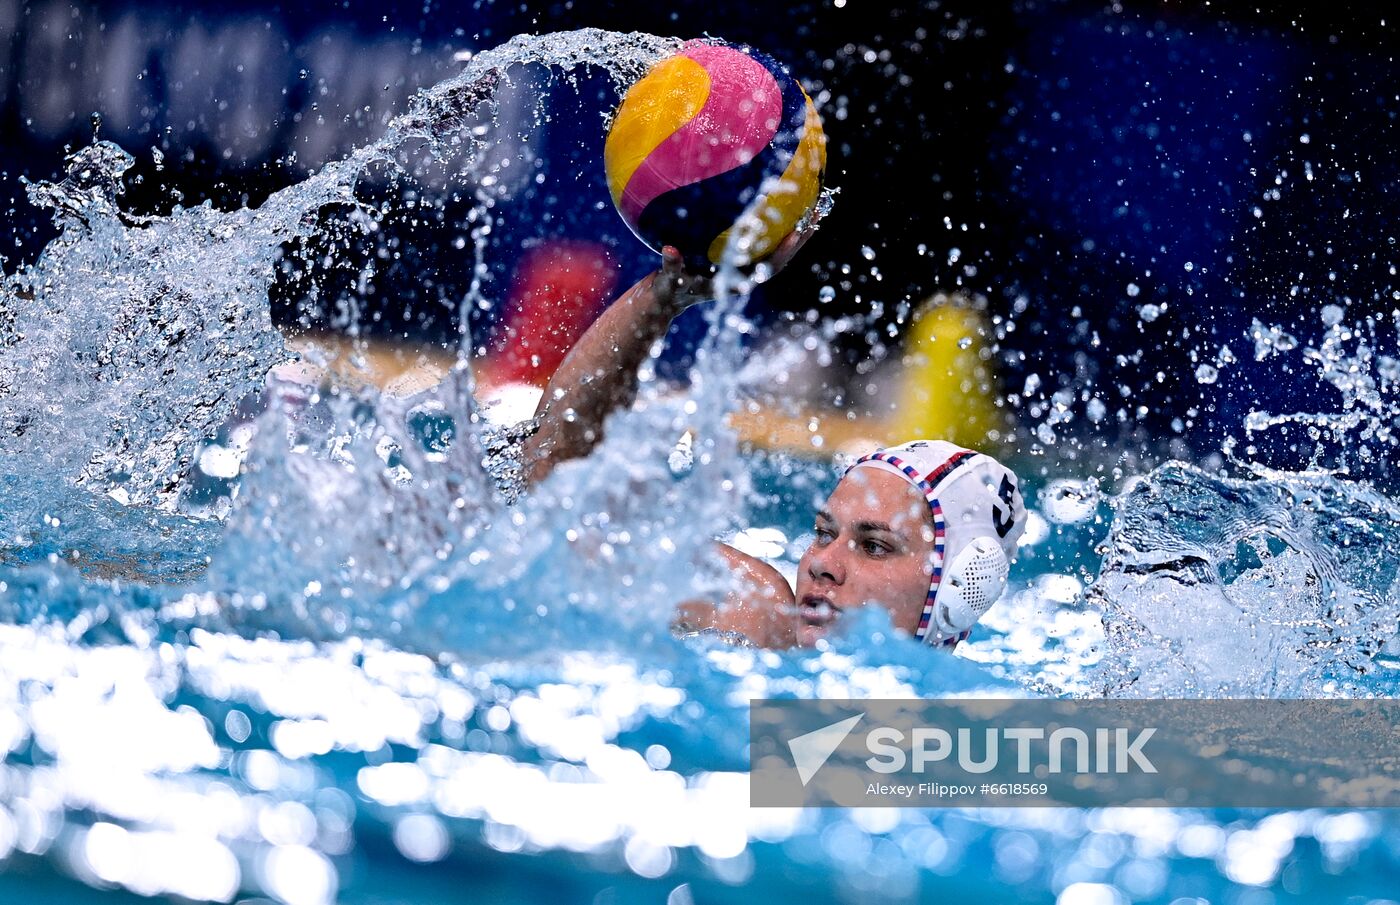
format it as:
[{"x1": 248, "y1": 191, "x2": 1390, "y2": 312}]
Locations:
[
  {"x1": 888, "y1": 296, "x2": 1001, "y2": 448},
  {"x1": 728, "y1": 295, "x2": 1004, "y2": 455}
]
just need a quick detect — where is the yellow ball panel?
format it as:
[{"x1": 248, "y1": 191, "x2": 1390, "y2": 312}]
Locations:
[
  {"x1": 705, "y1": 91, "x2": 827, "y2": 265},
  {"x1": 604, "y1": 55, "x2": 711, "y2": 208}
]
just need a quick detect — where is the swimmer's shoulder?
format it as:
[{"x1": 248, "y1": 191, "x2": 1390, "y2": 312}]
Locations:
[
  {"x1": 672, "y1": 544, "x2": 795, "y2": 649},
  {"x1": 715, "y1": 543, "x2": 795, "y2": 606}
]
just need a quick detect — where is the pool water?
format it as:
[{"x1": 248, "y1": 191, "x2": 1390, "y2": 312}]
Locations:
[
  {"x1": 1, "y1": 25, "x2": 1399, "y2": 905},
  {"x1": 2, "y1": 448, "x2": 1399, "y2": 904}
]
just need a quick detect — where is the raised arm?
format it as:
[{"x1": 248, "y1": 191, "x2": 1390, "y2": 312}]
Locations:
[
  {"x1": 519, "y1": 226, "x2": 818, "y2": 486},
  {"x1": 518, "y1": 246, "x2": 711, "y2": 485}
]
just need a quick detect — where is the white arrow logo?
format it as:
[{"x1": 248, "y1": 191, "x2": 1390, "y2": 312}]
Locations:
[{"x1": 787, "y1": 713, "x2": 864, "y2": 786}]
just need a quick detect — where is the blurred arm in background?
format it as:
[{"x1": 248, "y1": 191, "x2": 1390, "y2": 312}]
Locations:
[{"x1": 520, "y1": 228, "x2": 814, "y2": 485}]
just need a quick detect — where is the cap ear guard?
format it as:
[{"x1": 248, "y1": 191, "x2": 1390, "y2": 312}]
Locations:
[{"x1": 929, "y1": 536, "x2": 1008, "y2": 637}]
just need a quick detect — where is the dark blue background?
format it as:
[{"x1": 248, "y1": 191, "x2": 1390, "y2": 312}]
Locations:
[{"x1": 1, "y1": 0, "x2": 1394, "y2": 474}]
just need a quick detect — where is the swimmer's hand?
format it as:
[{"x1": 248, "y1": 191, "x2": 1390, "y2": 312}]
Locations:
[
  {"x1": 654, "y1": 225, "x2": 819, "y2": 312},
  {"x1": 654, "y1": 246, "x2": 717, "y2": 311}
]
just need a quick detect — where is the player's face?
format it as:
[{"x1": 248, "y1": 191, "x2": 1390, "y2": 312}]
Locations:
[{"x1": 793, "y1": 469, "x2": 935, "y2": 647}]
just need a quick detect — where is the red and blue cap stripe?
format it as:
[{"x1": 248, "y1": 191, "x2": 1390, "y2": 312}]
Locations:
[{"x1": 848, "y1": 449, "x2": 977, "y2": 647}]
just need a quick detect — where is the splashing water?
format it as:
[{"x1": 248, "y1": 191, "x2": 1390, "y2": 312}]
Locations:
[
  {"x1": 1237, "y1": 308, "x2": 1400, "y2": 471},
  {"x1": 1, "y1": 29, "x2": 682, "y2": 501},
  {"x1": 2, "y1": 138, "x2": 288, "y2": 508},
  {"x1": 0, "y1": 29, "x2": 743, "y2": 622},
  {"x1": 1089, "y1": 462, "x2": 1400, "y2": 697},
  {"x1": 1, "y1": 24, "x2": 1400, "y2": 905},
  {"x1": 1084, "y1": 306, "x2": 1400, "y2": 698}
]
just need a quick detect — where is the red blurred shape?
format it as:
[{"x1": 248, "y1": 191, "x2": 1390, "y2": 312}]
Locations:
[{"x1": 487, "y1": 240, "x2": 619, "y2": 388}]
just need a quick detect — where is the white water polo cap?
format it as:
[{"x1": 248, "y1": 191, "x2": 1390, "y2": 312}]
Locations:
[{"x1": 847, "y1": 440, "x2": 1026, "y2": 646}]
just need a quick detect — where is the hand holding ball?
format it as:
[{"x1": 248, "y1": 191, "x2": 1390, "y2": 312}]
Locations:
[{"x1": 604, "y1": 40, "x2": 827, "y2": 271}]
